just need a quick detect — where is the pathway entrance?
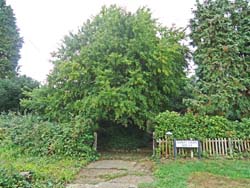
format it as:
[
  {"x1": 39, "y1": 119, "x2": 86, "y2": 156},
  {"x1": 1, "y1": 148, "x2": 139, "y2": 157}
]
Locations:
[{"x1": 67, "y1": 152, "x2": 154, "y2": 188}]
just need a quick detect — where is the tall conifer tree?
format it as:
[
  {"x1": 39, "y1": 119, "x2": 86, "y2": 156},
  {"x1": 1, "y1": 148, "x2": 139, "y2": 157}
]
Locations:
[
  {"x1": 188, "y1": 0, "x2": 250, "y2": 120},
  {"x1": 0, "y1": 0, "x2": 23, "y2": 78}
]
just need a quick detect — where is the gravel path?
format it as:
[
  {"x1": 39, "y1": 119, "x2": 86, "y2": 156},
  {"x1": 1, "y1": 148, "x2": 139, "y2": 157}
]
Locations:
[{"x1": 66, "y1": 159, "x2": 154, "y2": 188}]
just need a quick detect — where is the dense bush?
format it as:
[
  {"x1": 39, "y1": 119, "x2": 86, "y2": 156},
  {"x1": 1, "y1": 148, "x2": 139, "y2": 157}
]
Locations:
[
  {"x1": 0, "y1": 167, "x2": 32, "y2": 188},
  {"x1": 0, "y1": 169, "x2": 30, "y2": 188},
  {"x1": 0, "y1": 113, "x2": 97, "y2": 160},
  {"x1": 154, "y1": 111, "x2": 250, "y2": 139},
  {"x1": 0, "y1": 76, "x2": 39, "y2": 112},
  {"x1": 0, "y1": 166, "x2": 66, "y2": 188}
]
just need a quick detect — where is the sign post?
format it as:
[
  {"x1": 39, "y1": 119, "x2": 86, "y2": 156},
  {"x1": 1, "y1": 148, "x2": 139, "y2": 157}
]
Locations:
[{"x1": 174, "y1": 139, "x2": 201, "y2": 159}]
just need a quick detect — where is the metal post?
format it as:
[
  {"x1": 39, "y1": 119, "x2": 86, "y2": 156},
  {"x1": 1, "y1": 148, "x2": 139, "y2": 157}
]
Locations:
[
  {"x1": 174, "y1": 139, "x2": 177, "y2": 160},
  {"x1": 190, "y1": 138, "x2": 193, "y2": 158},
  {"x1": 198, "y1": 140, "x2": 201, "y2": 159},
  {"x1": 153, "y1": 132, "x2": 155, "y2": 156}
]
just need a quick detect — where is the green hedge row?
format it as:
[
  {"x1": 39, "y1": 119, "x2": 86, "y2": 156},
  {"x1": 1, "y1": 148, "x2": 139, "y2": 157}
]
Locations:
[
  {"x1": 0, "y1": 113, "x2": 97, "y2": 160},
  {"x1": 154, "y1": 111, "x2": 250, "y2": 140}
]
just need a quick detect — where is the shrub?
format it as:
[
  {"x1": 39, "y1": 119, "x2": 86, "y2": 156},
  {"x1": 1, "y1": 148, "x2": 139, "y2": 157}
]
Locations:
[
  {"x1": 0, "y1": 76, "x2": 39, "y2": 112},
  {"x1": 154, "y1": 111, "x2": 250, "y2": 140},
  {"x1": 0, "y1": 166, "x2": 65, "y2": 188},
  {"x1": 0, "y1": 113, "x2": 97, "y2": 160},
  {"x1": 0, "y1": 167, "x2": 32, "y2": 188},
  {"x1": 237, "y1": 119, "x2": 250, "y2": 139}
]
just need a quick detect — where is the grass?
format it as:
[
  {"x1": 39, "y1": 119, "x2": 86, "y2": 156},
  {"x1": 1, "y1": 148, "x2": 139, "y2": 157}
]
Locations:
[
  {"x1": 98, "y1": 171, "x2": 128, "y2": 181},
  {"x1": 142, "y1": 159, "x2": 250, "y2": 188},
  {"x1": 0, "y1": 146, "x2": 87, "y2": 187}
]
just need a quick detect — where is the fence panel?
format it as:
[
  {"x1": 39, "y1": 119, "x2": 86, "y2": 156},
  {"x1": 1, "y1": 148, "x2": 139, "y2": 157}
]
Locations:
[{"x1": 153, "y1": 135, "x2": 250, "y2": 158}]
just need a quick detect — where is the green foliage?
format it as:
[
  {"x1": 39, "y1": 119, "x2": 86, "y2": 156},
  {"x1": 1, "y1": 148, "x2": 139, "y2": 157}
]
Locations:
[
  {"x1": 187, "y1": 0, "x2": 250, "y2": 120},
  {"x1": 151, "y1": 160, "x2": 250, "y2": 188},
  {"x1": 154, "y1": 111, "x2": 250, "y2": 139},
  {"x1": 0, "y1": 113, "x2": 97, "y2": 160},
  {"x1": 0, "y1": 0, "x2": 23, "y2": 78},
  {"x1": 0, "y1": 75, "x2": 39, "y2": 112},
  {"x1": 0, "y1": 167, "x2": 32, "y2": 188},
  {"x1": 0, "y1": 146, "x2": 87, "y2": 188},
  {"x1": 22, "y1": 6, "x2": 188, "y2": 128}
]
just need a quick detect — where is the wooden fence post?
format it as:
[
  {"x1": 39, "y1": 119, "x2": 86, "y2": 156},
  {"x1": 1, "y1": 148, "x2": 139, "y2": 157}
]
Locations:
[
  {"x1": 174, "y1": 139, "x2": 177, "y2": 160},
  {"x1": 229, "y1": 138, "x2": 233, "y2": 156},
  {"x1": 224, "y1": 138, "x2": 227, "y2": 156},
  {"x1": 215, "y1": 138, "x2": 218, "y2": 156},
  {"x1": 165, "y1": 134, "x2": 168, "y2": 158},
  {"x1": 93, "y1": 132, "x2": 97, "y2": 151},
  {"x1": 153, "y1": 132, "x2": 155, "y2": 156}
]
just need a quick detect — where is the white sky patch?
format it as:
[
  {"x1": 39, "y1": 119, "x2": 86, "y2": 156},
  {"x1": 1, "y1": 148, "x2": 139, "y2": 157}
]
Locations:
[{"x1": 6, "y1": 0, "x2": 196, "y2": 82}]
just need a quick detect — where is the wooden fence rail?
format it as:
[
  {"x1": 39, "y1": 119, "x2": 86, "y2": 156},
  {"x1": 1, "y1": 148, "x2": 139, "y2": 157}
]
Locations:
[{"x1": 153, "y1": 136, "x2": 250, "y2": 158}]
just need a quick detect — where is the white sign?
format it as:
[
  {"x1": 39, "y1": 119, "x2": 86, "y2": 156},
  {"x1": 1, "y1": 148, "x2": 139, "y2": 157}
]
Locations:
[{"x1": 176, "y1": 140, "x2": 199, "y2": 148}]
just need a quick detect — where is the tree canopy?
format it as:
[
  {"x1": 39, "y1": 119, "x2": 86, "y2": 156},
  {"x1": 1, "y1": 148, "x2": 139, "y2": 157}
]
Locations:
[
  {"x1": 0, "y1": 75, "x2": 39, "y2": 112},
  {"x1": 187, "y1": 0, "x2": 250, "y2": 120},
  {"x1": 22, "y1": 6, "x2": 189, "y2": 128},
  {"x1": 0, "y1": 0, "x2": 23, "y2": 78}
]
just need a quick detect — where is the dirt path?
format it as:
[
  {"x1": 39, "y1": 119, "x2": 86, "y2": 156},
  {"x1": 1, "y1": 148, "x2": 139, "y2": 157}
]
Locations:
[{"x1": 66, "y1": 153, "x2": 154, "y2": 188}]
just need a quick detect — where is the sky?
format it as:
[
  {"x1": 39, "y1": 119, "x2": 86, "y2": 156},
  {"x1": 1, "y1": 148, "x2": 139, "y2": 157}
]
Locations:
[{"x1": 6, "y1": 0, "x2": 196, "y2": 83}]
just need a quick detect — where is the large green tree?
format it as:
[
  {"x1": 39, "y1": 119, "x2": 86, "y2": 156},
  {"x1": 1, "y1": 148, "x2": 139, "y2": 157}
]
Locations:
[
  {"x1": 0, "y1": 0, "x2": 23, "y2": 78},
  {"x1": 187, "y1": 0, "x2": 250, "y2": 120},
  {"x1": 22, "y1": 6, "x2": 188, "y2": 128}
]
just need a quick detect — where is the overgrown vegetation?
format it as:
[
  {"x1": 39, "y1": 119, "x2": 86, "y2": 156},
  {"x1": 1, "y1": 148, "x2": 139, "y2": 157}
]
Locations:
[
  {"x1": 141, "y1": 160, "x2": 250, "y2": 188},
  {"x1": 1, "y1": 0, "x2": 250, "y2": 187},
  {"x1": 0, "y1": 146, "x2": 87, "y2": 188},
  {"x1": 0, "y1": 114, "x2": 93, "y2": 187},
  {"x1": 154, "y1": 111, "x2": 250, "y2": 139},
  {"x1": 0, "y1": 113, "x2": 97, "y2": 159}
]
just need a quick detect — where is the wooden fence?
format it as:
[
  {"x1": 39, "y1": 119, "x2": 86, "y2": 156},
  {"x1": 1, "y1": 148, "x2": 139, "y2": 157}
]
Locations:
[
  {"x1": 201, "y1": 138, "x2": 250, "y2": 156},
  {"x1": 153, "y1": 135, "x2": 250, "y2": 158}
]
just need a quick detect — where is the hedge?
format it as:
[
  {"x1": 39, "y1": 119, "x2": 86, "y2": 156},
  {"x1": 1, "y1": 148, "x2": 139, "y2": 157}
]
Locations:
[
  {"x1": 0, "y1": 113, "x2": 97, "y2": 160},
  {"x1": 154, "y1": 111, "x2": 250, "y2": 140}
]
